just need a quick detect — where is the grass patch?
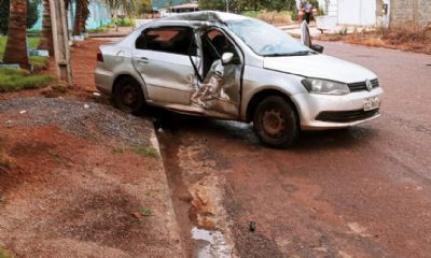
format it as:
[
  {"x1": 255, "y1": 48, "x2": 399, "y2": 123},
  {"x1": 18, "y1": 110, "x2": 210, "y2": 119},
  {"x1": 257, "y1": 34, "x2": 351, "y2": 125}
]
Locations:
[
  {"x1": 113, "y1": 18, "x2": 135, "y2": 27},
  {"x1": 29, "y1": 56, "x2": 49, "y2": 70},
  {"x1": 242, "y1": 10, "x2": 293, "y2": 25},
  {"x1": 0, "y1": 247, "x2": 12, "y2": 258},
  {"x1": 132, "y1": 145, "x2": 159, "y2": 158},
  {"x1": 112, "y1": 145, "x2": 159, "y2": 158},
  {"x1": 140, "y1": 207, "x2": 153, "y2": 217},
  {"x1": 0, "y1": 68, "x2": 53, "y2": 92}
]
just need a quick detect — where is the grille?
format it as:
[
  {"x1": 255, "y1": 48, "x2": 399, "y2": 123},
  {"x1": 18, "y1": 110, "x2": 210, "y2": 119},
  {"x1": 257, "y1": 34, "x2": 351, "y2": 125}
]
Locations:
[
  {"x1": 348, "y1": 79, "x2": 379, "y2": 92},
  {"x1": 316, "y1": 109, "x2": 380, "y2": 123}
]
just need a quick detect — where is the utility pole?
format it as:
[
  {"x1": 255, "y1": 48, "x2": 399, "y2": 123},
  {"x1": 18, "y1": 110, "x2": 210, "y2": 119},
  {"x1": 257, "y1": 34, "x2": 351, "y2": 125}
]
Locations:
[
  {"x1": 49, "y1": 0, "x2": 72, "y2": 84},
  {"x1": 226, "y1": 0, "x2": 230, "y2": 12}
]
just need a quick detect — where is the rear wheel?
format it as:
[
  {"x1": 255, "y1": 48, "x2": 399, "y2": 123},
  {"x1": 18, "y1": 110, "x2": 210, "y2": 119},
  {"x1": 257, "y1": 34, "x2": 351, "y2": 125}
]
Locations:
[
  {"x1": 113, "y1": 77, "x2": 146, "y2": 115},
  {"x1": 253, "y1": 96, "x2": 299, "y2": 148}
]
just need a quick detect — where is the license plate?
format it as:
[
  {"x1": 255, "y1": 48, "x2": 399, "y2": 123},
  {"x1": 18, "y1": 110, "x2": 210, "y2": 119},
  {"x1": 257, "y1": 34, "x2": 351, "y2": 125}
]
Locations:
[{"x1": 363, "y1": 97, "x2": 380, "y2": 111}]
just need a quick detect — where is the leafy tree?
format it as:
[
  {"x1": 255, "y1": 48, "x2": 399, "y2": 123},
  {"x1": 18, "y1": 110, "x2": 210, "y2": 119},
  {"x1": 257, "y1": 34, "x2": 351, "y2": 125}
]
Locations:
[
  {"x1": 0, "y1": 0, "x2": 40, "y2": 35},
  {"x1": 138, "y1": 0, "x2": 151, "y2": 14},
  {"x1": 198, "y1": 0, "x2": 225, "y2": 11}
]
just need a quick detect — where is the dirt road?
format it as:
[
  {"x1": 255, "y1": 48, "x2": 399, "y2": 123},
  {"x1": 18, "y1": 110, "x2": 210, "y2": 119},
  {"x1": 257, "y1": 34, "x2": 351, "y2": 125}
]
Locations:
[{"x1": 156, "y1": 42, "x2": 431, "y2": 257}]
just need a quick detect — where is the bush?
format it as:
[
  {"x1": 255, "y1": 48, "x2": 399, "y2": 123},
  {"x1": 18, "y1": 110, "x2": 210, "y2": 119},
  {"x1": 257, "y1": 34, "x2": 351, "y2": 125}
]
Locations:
[{"x1": 113, "y1": 18, "x2": 135, "y2": 27}]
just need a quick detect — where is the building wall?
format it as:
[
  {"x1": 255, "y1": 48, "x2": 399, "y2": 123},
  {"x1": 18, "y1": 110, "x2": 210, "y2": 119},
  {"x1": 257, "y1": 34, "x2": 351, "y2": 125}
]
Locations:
[
  {"x1": 390, "y1": 0, "x2": 431, "y2": 27},
  {"x1": 338, "y1": 0, "x2": 376, "y2": 26},
  {"x1": 30, "y1": 0, "x2": 112, "y2": 31}
]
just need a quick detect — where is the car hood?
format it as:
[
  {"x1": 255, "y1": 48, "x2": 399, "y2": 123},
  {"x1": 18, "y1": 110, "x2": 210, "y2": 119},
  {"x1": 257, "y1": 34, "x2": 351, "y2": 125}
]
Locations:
[{"x1": 263, "y1": 54, "x2": 377, "y2": 83}]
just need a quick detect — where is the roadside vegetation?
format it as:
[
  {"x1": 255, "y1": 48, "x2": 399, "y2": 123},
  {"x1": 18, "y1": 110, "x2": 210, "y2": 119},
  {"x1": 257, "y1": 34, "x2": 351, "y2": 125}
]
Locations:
[
  {"x1": 0, "y1": 247, "x2": 12, "y2": 258},
  {"x1": 319, "y1": 26, "x2": 431, "y2": 55},
  {"x1": 0, "y1": 68, "x2": 53, "y2": 92},
  {"x1": 1, "y1": 36, "x2": 51, "y2": 91},
  {"x1": 243, "y1": 10, "x2": 293, "y2": 25}
]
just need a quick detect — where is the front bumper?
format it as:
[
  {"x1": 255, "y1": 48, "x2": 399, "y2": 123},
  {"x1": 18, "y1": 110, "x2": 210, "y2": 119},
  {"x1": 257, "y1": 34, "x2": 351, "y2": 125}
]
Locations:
[{"x1": 292, "y1": 87, "x2": 384, "y2": 130}]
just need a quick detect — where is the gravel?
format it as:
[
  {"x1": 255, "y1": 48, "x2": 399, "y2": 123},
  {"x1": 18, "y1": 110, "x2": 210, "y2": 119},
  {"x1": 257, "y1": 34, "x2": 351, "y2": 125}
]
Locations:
[{"x1": 0, "y1": 97, "x2": 154, "y2": 147}]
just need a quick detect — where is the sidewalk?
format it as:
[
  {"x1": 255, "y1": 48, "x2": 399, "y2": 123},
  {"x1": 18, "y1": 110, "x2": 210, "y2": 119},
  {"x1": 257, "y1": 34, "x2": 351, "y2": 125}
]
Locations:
[{"x1": 0, "y1": 98, "x2": 185, "y2": 257}]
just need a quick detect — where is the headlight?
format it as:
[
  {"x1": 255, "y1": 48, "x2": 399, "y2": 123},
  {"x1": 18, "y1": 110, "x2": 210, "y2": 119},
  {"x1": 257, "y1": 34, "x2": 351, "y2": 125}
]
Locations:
[{"x1": 302, "y1": 78, "x2": 350, "y2": 95}]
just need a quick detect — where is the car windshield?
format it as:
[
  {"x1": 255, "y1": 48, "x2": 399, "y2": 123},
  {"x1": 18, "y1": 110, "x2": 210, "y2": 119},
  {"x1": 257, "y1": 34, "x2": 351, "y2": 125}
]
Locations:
[{"x1": 226, "y1": 18, "x2": 312, "y2": 57}]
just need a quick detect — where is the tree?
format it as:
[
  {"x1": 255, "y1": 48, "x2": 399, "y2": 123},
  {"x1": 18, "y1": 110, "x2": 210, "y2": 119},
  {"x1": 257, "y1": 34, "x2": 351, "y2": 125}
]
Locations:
[
  {"x1": 103, "y1": 0, "x2": 138, "y2": 18},
  {"x1": 3, "y1": 0, "x2": 29, "y2": 69},
  {"x1": 72, "y1": 0, "x2": 89, "y2": 36},
  {"x1": 38, "y1": 0, "x2": 53, "y2": 55},
  {"x1": 138, "y1": 0, "x2": 151, "y2": 14},
  {"x1": 0, "y1": 0, "x2": 40, "y2": 35}
]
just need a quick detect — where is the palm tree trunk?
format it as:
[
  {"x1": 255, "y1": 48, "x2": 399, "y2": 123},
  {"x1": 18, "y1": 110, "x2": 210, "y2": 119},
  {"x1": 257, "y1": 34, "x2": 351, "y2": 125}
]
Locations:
[
  {"x1": 73, "y1": 0, "x2": 83, "y2": 35},
  {"x1": 81, "y1": 0, "x2": 89, "y2": 33},
  {"x1": 38, "y1": 0, "x2": 54, "y2": 56},
  {"x1": 3, "y1": 0, "x2": 29, "y2": 69},
  {"x1": 73, "y1": 0, "x2": 89, "y2": 36}
]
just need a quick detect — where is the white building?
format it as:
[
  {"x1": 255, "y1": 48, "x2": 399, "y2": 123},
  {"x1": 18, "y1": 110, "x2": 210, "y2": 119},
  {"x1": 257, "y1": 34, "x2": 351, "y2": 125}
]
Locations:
[{"x1": 298, "y1": 0, "x2": 391, "y2": 28}]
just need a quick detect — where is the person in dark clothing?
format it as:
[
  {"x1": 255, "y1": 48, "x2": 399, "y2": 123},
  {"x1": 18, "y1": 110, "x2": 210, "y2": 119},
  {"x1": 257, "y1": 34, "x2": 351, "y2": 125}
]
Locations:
[{"x1": 303, "y1": 1, "x2": 313, "y2": 24}]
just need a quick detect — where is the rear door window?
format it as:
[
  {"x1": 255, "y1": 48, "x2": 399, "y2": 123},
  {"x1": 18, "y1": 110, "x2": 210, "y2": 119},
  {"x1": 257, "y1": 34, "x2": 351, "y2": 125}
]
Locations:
[{"x1": 136, "y1": 27, "x2": 196, "y2": 56}]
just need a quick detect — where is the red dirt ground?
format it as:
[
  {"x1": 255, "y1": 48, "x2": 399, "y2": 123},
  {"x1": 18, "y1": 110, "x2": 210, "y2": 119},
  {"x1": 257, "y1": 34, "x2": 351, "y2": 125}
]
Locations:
[{"x1": 0, "y1": 40, "x2": 183, "y2": 257}]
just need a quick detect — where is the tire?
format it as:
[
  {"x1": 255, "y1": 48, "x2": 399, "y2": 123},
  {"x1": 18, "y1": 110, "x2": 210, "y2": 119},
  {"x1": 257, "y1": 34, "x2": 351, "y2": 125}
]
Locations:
[
  {"x1": 113, "y1": 77, "x2": 146, "y2": 115},
  {"x1": 253, "y1": 96, "x2": 299, "y2": 148}
]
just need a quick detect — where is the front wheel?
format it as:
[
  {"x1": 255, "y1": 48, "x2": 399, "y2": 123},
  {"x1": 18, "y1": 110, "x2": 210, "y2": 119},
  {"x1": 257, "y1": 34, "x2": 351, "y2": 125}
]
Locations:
[
  {"x1": 253, "y1": 96, "x2": 299, "y2": 148},
  {"x1": 113, "y1": 77, "x2": 146, "y2": 115}
]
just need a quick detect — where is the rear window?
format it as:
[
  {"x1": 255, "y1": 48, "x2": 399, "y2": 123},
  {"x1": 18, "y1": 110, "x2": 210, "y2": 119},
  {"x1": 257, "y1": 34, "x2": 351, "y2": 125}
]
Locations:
[{"x1": 136, "y1": 27, "x2": 196, "y2": 56}]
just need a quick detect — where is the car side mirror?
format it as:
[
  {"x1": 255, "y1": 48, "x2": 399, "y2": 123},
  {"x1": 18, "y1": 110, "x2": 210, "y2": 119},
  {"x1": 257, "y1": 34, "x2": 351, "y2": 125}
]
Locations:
[
  {"x1": 221, "y1": 52, "x2": 234, "y2": 65},
  {"x1": 311, "y1": 44, "x2": 324, "y2": 53}
]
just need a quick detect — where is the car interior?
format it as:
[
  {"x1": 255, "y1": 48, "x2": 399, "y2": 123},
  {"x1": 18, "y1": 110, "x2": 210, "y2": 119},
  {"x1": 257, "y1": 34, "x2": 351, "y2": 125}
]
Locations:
[
  {"x1": 136, "y1": 27, "x2": 196, "y2": 56},
  {"x1": 135, "y1": 26, "x2": 240, "y2": 83},
  {"x1": 201, "y1": 29, "x2": 238, "y2": 80}
]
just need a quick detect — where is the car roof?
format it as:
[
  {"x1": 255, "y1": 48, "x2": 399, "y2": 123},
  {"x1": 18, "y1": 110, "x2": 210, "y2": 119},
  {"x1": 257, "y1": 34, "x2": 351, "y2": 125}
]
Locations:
[{"x1": 161, "y1": 11, "x2": 248, "y2": 26}]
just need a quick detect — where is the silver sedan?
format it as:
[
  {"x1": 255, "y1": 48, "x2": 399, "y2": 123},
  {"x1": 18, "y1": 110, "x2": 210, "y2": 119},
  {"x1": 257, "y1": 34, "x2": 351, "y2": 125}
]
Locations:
[{"x1": 95, "y1": 11, "x2": 383, "y2": 148}]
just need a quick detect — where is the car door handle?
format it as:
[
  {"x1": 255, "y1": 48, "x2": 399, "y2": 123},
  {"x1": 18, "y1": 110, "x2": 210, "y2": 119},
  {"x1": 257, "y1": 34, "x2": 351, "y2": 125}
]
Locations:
[{"x1": 137, "y1": 57, "x2": 149, "y2": 64}]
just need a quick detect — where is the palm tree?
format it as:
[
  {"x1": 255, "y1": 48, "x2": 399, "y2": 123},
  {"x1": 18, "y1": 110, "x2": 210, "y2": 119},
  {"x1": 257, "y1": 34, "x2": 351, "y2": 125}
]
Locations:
[
  {"x1": 38, "y1": 0, "x2": 54, "y2": 56},
  {"x1": 103, "y1": 0, "x2": 137, "y2": 19},
  {"x1": 73, "y1": 0, "x2": 89, "y2": 36},
  {"x1": 3, "y1": 0, "x2": 29, "y2": 69}
]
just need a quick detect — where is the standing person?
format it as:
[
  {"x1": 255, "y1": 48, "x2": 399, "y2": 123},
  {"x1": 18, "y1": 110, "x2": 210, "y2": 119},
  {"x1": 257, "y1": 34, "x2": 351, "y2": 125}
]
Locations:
[{"x1": 304, "y1": 1, "x2": 313, "y2": 24}]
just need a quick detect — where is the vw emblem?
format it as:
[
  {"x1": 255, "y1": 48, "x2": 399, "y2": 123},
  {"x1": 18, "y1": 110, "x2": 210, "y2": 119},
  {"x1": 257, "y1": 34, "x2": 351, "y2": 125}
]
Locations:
[{"x1": 366, "y1": 80, "x2": 373, "y2": 91}]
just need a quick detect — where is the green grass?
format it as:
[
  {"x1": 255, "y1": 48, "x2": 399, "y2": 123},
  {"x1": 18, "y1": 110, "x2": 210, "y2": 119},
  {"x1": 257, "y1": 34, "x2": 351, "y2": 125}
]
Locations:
[
  {"x1": 0, "y1": 246, "x2": 12, "y2": 258},
  {"x1": 29, "y1": 56, "x2": 49, "y2": 70},
  {"x1": 242, "y1": 10, "x2": 261, "y2": 18},
  {"x1": 0, "y1": 68, "x2": 53, "y2": 92},
  {"x1": 132, "y1": 145, "x2": 159, "y2": 158},
  {"x1": 113, "y1": 18, "x2": 135, "y2": 27},
  {"x1": 140, "y1": 207, "x2": 153, "y2": 217}
]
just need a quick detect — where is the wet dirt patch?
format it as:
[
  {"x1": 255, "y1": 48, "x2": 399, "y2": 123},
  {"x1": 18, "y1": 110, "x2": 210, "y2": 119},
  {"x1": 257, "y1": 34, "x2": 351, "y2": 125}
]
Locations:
[{"x1": 157, "y1": 126, "x2": 237, "y2": 258}]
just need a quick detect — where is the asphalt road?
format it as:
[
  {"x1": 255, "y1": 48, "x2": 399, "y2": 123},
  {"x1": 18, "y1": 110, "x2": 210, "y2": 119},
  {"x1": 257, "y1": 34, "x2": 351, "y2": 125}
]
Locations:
[{"x1": 158, "y1": 42, "x2": 431, "y2": 258}]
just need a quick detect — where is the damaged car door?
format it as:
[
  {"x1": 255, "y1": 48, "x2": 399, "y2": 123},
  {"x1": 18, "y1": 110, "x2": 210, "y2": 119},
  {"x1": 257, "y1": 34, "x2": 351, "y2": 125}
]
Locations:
[
  {"x1": 133, "y1": 26, "x2": 198, "y2": 105},
  {"x1": 191, "y1": 27, "x2": 244, "y2": 118}
]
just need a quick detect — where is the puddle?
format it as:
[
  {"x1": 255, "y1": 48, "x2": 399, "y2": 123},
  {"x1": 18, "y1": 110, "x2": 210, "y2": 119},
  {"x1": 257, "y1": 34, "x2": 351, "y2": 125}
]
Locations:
[{"x1": 192, "y1": 227, "x2": 233, "y2": 258}]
